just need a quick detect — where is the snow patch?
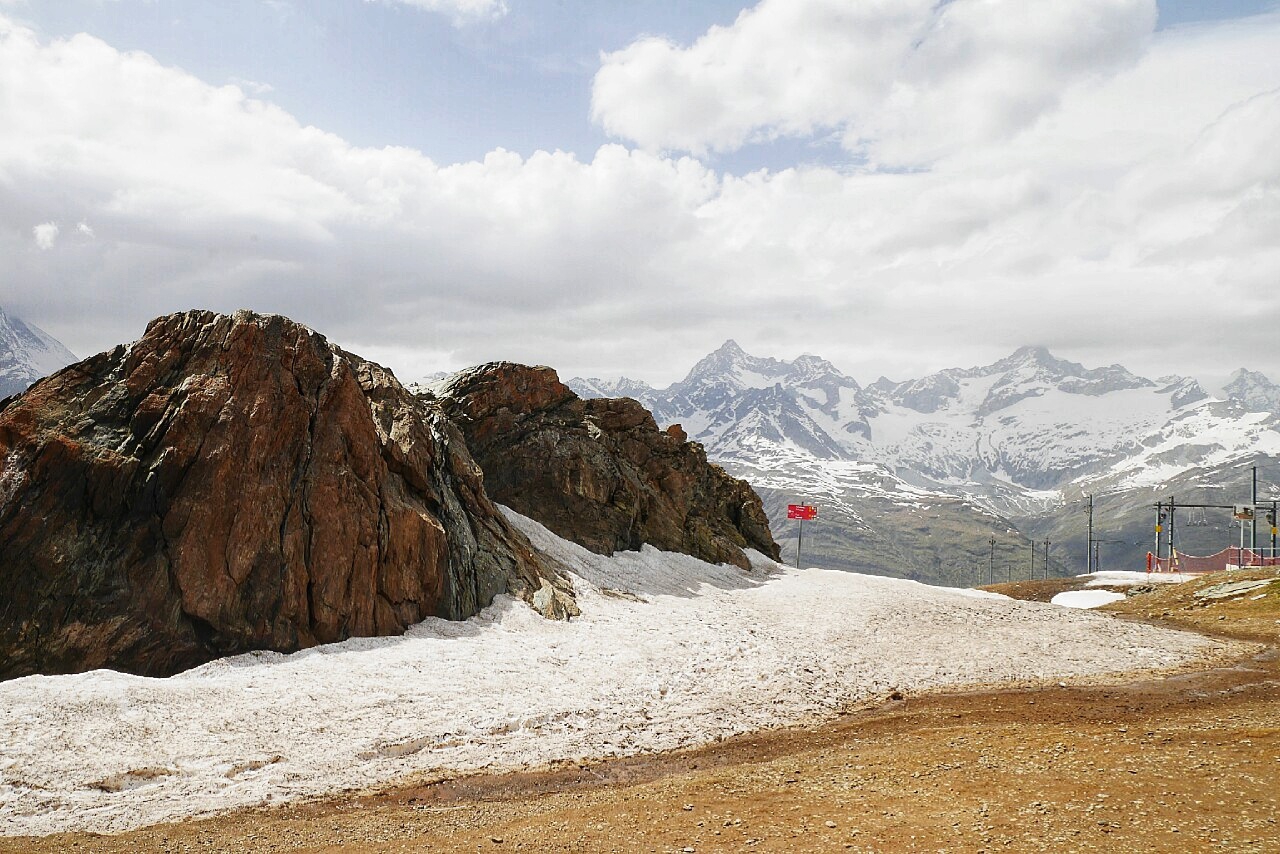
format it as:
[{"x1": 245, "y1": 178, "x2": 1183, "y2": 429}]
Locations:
[
  {"x1": 0, "y1": 511, "x2": 1220, "y2": 837},
  {"x1": 1051, "y1": 590, "x2": 1127, "y2": 609},
  {"x1": 1083, "y1": 571, "x2": 1196, "y2": 587}
]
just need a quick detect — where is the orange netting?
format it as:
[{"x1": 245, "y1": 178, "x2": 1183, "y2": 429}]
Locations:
[{"x1": 1147, "y1": 548, "x2": 1280, "y2": 574}]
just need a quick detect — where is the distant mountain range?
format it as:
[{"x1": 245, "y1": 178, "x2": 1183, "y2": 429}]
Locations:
[
  {"x1": 0, "y1": 307, "x2": 77, "y2": 399},
  {"x1": 569, "y1": 341, "x2": 1280, "y2": 584},
  {"x1": 8, "y1": 309, "x2": 1277, "y2": 585}
]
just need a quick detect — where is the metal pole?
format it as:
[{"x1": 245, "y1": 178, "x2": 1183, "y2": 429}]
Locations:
[
  {"x1": 797, "y1": 516, "x2": 804, "y2": 569},
  {"x1": 1044, "y1": 538, "x2": 1051, "y2": 579},
  {"x1": 1154, "y1": 501, "x2": 1162, "y2": 571},
  {"x1": 1086, "y1": 495, "x2": 1094, "y2": 574},
  {"x1": 1028, "y1": 540, "x2": 1034, "y2": 581},
  {"x1": 1239, "y1": 516, "x2": 1244, "y2": 569},
  {"x1": 989, "y1": 535, "x2": 995, "y2": 585},
  {"x1": 1264, "y1": 504, "x2": 1274, "y2": 563},
  {"x1": 1252, "y1": 465, "x2": 1259, "y2": 559},
  {"x1": 1169, "y1": 496, "x2": 1176, "y2": 570}
]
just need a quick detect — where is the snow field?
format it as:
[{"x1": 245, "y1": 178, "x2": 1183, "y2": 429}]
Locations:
[
  {"x1": 0, "y1": 511, "x2": 1224, "y2": 837},
  {"x1": 1051, "y1": 590, "x2": 1128, "y2": 609},
  {"x1": 1083, "y1": 570, "x2": 1198, "y2": 587}
]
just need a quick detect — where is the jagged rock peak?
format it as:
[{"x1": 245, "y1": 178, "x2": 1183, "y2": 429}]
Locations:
[
  {"x1": 1228, "y1": 367, "x2": 1270, "y2": 383},
  {"x1": 717, "y1": 338, "x2": 747, "y2": 357},
  {"x1": 440, "y1": 361, "x2": 577, "y2": 415},
  {"x1": 1155, "y1": 375, "x2": 1209, "y2": 409},
  {"x1": 691, "y1": 339, "x2": 752, "y2": 375},
  {"x1": 0, "y1": 310, "x2": 574, "y2": 680},
  {"x1": 1224, "y1": 368, "x2": 1280, "y2": 413},
  {"x1": 999, "y1": 344, "x2": 1057, "y2": 366},
  {"x1": 970, "y1": 346, "x2": 1154, "y2": 416},
  {"x1": 679, "y1": 340, "x2": 863, "y2": 394},
  {"x1": 989, "y1": 345, "x2": 1147, "y2": 383},
  {"x1": 790, "y1": 352, "x2": 856, "y2": 385},
  {"x1": 437, "y1": 361, "x2": 780, "y2": 569},
  {"x1": 680, "y1": 339, "x2": 786, "y2": 387}
]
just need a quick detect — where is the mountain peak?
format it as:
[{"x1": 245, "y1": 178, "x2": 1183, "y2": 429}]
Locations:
[
  {"x1": 1228, "y1": 367, "x2": 1271, "y2": 384},
  {"x1": 715, "y1": 339, "x2": 747, "y2": 358},
  {"x1": 1011, "y1": 345, "x2": 1053, "y2": 361},
  {"x1": 565, "y1": 375, "x2": 657, "y2": 401},
  {"x1": 682, "y1": 339, "x2": 778, "y2": 387},
  {"x1": 975, "y1": 346, "x2": 1154, "y2": 416},
  {"x1": 792, "y1": 352, "x2": 827, "y2": 366},
  {"x1": 0, "y1": 307, "x2": 78, "y2": 399},
  {"x1": 1224, "y1": 368, "x2": 1280, "y2": 413},
  {"x1": 997, "y1": 345, "x2": 1068, "y2": 373}
]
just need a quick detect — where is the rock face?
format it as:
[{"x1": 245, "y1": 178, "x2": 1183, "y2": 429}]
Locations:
[
  {"x1": 435, "y1": 363, "x2": 780, "y2": 569},
  {"x1": 0, "y1": 311, "x2": 574, "y2": 680}
]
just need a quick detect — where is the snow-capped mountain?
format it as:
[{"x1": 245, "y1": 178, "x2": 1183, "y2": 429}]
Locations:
[
  {"x1": 0, "y1": 307, "x2": 77, "y2": 399},
  {"x1": 571, "y1": 340, "x2": 1278, "y2": 495},
  {"x1": 1223, "y1": 368, "x2": 1280, "y2": 414},
  {"x1": 568, "y1": 342, "x2": 1280, "y2": 582},
  {"x1": 566, "y1": 376, "x2": 657, "y2": 401}
]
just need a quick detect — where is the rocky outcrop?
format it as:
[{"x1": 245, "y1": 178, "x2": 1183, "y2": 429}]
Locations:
[
  {"x1": 434, "y1": 363, "x2": 780, "y2": 569},
  {"x1": 0, "y1": 310, "x2": 574, "y2": 680}
]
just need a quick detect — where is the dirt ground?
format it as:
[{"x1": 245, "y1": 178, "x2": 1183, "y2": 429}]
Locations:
[{"x1": 5, "y1": 570, "x2": 1279, "y2": 853}]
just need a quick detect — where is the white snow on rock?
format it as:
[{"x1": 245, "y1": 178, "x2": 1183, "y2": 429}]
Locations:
[
  {"x1": 1051, "y1": 590, "x2": 1128, "y2": 609},
  {"x1": 1083, "y1": 570, "x2": 1197, "y2": 587},
  {"x1": 0, "y1": 510, "x2": 1223, "y2": 837}
]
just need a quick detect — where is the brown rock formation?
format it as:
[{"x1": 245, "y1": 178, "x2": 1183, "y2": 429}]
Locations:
[
  {"x1": 0, "y1": 311, "x2": 574, "y2": 680},
  {"x1": 434, "y1": 363, "x2": 780, "y2": 569}
]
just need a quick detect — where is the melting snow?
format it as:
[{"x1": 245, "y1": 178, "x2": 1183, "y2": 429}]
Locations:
[
  {"x1": 0, "y1": 511, "x2": 1223, "y2": 837},
  {"x1": 1083, "y1": 571, "x2": 1197, "y2": 587},
  {"x1": 1051, "y1": 590, "x2": 1128, "y2": 609}
]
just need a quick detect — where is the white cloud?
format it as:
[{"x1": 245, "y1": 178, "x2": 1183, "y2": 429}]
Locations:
[
  {"x1": 228, "y1": 76, "x2": 274, "y2": 96},
  {"x1": 363, "y1": 0, "x2": 507, "y2": 26},
  {"x1": 76, "y1": 221, "x2": 94, "y2": 238},
  {"x1": 2, "y1": 11, "x2": 1280, "y2": 388},
  {"x1": 0, "y1": 15, "x2": 715, "y2": 370},
  {"x1": 32, "y1": 221, "x2": 57, "y2": 249},
  {"x1": 592, "y1": 0, "x2": 1157, "y2": 167}
]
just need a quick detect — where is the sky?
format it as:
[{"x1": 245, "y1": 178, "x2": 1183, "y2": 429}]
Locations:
[{"x1": 2, "y1": 0, "x2": 1279, "y2": 389}]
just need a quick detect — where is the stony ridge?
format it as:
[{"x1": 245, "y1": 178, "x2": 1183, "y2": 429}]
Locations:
[{"x1": 435, "y1": 362, "x2": 780, "y2": 569}]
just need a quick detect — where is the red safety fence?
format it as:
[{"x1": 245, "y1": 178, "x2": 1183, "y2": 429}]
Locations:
[{"x1": 1147, "y1": 548, "x2": 1280, "y2": 574}]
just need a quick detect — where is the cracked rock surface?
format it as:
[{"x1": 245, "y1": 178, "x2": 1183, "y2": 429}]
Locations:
[
  {"x1": 435, "y1": 362, "x2": 780, "y2": 569},
  {"x1": 0, "y1": 310, "x2": 573, "y2": 680}
]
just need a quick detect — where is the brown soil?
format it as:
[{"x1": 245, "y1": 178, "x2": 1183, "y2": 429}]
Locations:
[
  {"x1": 983, "y1": 576, "x2": 1084, "y2": 603},
  {"x1": 6, "y1": 571, "x2": 1279, "y2": 853}
]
